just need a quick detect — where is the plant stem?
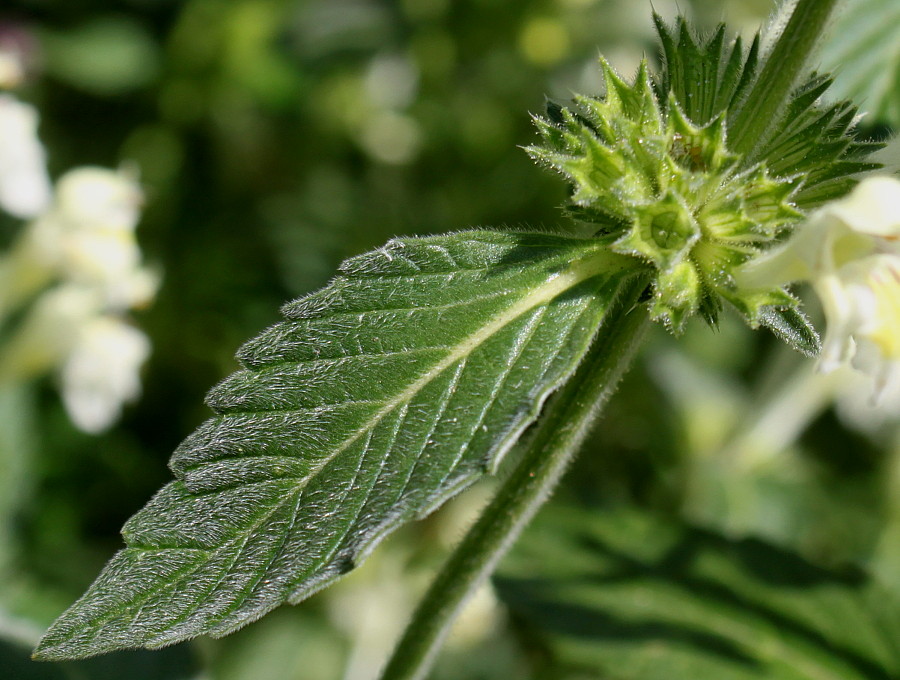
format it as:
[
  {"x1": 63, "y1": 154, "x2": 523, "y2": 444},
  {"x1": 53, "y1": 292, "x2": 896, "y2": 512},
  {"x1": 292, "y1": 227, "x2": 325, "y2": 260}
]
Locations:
[
  {"x1": 730, "y1": 0, "x2": 841, "y2": 157},
  {"x1": 0, "y1": 383, "x2": 35, "y2": 582},
  {"x1": 378, "y1": 276, "x2": 649, "y2": 680}
]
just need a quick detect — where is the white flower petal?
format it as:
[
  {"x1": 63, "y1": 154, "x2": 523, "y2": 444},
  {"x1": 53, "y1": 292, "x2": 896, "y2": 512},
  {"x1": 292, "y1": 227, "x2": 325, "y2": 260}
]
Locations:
[
  {"x1": 738, "y1": 175, "x2": 900, "y2": 404},
  {"x1": 826, "y1": 175, "x2": 900, "y2": 239},
  {"x1": 813, "y1": 273, "x2": 857, "y2": 372},
  {"x1": 833, "y1": 362, "x2": 900, "y2": 431},
  {"x1": 54, "y1": 167, "x2": 142, "y2": 232},
  {"x1": 16, "y1": 165, "x2": 157, "y2": 310},
  {"x1": 0, "y1": 94, "x2": 52, "y2": 218},
  {"x1": 61, "y1": 317, "x2": 151, "y2": 434}
]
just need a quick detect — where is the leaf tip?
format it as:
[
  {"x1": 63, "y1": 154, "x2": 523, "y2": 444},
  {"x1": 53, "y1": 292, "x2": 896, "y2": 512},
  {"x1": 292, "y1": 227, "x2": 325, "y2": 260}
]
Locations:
[{"x1": 31, "y1": 635, "x2": 80, "y2": 663}]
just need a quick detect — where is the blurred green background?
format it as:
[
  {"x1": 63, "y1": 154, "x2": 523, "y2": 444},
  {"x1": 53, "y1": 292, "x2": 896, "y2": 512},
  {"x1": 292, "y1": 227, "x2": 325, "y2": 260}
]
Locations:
[{"x1": 1, "y1": 0, "x2": 898, "y2": 678}]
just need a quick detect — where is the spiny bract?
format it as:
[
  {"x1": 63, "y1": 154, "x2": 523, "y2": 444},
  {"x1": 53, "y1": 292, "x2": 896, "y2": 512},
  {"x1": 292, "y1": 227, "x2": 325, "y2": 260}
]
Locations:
[{"x1": 529, "y1": 15, "x2": 882, "y2": 336}]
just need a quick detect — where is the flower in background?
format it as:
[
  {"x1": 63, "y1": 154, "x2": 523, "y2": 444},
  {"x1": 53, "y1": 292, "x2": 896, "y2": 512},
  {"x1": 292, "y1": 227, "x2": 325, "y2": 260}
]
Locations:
[
  {"x1": 29, "y1": 167, "x2": 157, "y2": 309},
  {"x1": 0, "y1": 60, "x2": 158, "y2": 433},
  {"x1": 60, "y1": 316, "x2": 151, "y2": 434},
  {"x1": 0, "y1": 48, "x2": 24, "y2": 88},
  {"x1": 0, "y1": 94, "x2": 52, "y2": 218},
  {"x1": 738, "y1": 175, "x2": 900, "y2": 402}
]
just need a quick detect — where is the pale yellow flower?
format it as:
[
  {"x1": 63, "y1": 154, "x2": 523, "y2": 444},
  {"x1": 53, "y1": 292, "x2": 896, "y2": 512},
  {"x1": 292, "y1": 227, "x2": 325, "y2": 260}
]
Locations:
[
  {"x1": 0, "y1": 80, "x2": 159, "y2": 435},
  {"x1": 0, "y1": 283, "x2": 152, "y2": 433},
  {"x1": 23, "y1": 167, "x2": 158, "y2": 309},
  {"x1": 739, "y1": 175, "x2": 900, "y2": 401},
  {"x1": 0, "y1": 285, "x2": 99, "y2": 382}
]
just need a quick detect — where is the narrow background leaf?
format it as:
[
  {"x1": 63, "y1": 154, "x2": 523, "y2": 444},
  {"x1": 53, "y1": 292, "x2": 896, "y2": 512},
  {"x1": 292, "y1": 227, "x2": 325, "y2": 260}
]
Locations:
[
  {"x1": 820, "y1": 0, "x2": 900, "y2": 127},
  {"x1": 496, "y1": 504, "x2": 900, "y2": 680}
]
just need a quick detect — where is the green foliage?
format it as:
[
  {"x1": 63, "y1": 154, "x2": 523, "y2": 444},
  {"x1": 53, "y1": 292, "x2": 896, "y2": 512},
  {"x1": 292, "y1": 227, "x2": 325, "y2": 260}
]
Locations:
[
  {"x1": 2, "y1": 636, "x2": 200, "y2": 680},
  {"x1": 39, "y1": 17, "x2": 161, "y2": 96},
  {"x1": 820, "y1": 0, "x2": 900, "y2": 127},
  {"x1": 754, "y1": 306, "x2": 820, "y2": 358},
  {"x1": 0, "y1": 1, "x2": 676, "y2": 676},
  {"x1": 497, "y1": 504, "x2": 900, "y2": 680},
  {"x1": 652, "y1": 15, "x2": 760, "y2": 128},
  {"x1": 753, "y1": 73, "x2": 885, "y2": 207},
  {"x1": 531, "y1": 58, "x2": 796, "y2": 331},
  {"x1": 34, "y1": 231, "x2": 640, "y2": 659},
  {"x1": 3, "y1": 1, "x2": 895, "y2": 678},
  {"x1": 529, "y1": 15, "x2": 878, "y2": 337}
]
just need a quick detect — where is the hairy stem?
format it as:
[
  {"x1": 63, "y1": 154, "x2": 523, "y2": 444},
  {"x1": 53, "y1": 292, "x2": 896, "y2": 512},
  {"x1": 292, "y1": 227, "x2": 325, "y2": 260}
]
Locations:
[
  {"x1": 730, "y1": 0, "x2": 842, "y2": 157},
  {"x1": 378, "y1": 276, "x2": 649, "y2": 680}
]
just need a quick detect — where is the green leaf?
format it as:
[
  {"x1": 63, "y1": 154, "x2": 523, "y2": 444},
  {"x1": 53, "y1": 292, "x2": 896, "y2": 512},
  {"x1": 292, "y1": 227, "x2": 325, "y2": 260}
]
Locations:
[
  {"x1": 652, "y1": 14, "x2": 759, "y2": 127},
  {"x1": 496, "y1": 505, "x2": 900, "y2": 680},
  {"x1": 754, "y1": 73, "x2": 883, "y2": 209},
  {"x1": 819, "y1": 0, "x2": 900, "y2": 127},
  {"x1": 39, "y1": 17, "x2": 160, "y2": 96},
  {"x1": 757, "y1": 305, "x2": 821, "y2": 358},
  {"x1": 35, "y1": 231, "x2": 640, "y2": 660}
]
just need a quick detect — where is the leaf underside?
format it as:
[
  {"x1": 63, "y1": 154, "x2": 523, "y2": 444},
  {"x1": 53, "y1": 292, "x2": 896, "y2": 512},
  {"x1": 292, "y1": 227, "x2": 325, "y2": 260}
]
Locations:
[
  {"x1": 35, "y1": 230, "x2": 636, "y2": 660},
  {"x1": 496, "y1": 505, "x2": 900, "y2": 680}
]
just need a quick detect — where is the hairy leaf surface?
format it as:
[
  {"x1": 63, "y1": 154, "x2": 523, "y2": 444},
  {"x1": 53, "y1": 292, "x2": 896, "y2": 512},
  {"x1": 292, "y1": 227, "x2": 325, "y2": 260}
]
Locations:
[
  {"x1": 35, "y1": 231, "x2": 639, "y2": 660},
  {"x1": 497, "y1": 505, "x2": 900, "y2": 679}
]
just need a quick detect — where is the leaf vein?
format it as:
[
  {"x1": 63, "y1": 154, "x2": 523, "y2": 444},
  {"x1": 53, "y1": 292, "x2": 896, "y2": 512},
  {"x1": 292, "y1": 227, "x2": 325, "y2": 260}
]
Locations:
[
  {"x1": 391, "y1": 357, "x2": 471, "y2": 510},
  {"x1": 278, "y1": 285, "x2": 520, "y2": 325},
  {"x1": 436, "y1": 305, "x2": 550, "y2": 493},
  {"x1": 270, "y1": 259, "x2": 607, "y2": 509}
]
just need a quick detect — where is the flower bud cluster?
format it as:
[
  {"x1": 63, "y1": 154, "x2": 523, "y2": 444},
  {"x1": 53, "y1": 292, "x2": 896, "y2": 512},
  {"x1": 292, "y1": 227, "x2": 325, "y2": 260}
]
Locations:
[
  {"x1": 530, "y1": 59, "x2": 798, "y2": 331},
  {"x1": 530, "y1": 18, "x2": 880, "y2": 338}
]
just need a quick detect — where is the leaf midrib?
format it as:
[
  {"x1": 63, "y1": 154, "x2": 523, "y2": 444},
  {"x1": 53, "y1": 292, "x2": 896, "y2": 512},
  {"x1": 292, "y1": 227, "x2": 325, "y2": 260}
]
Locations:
[
  {"x1": 200, "y1": 294, "x2": 576, "y2": 622},
  {"x1": 192, "y1": 249, "x2": 618, "y2": 494},
  {"x1": 42, "y1": 245, "x2": 620, "y2": 656}
]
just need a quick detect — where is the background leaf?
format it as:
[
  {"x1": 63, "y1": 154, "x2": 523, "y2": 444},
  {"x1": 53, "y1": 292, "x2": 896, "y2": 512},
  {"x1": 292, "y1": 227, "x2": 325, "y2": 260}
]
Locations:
[
  {"x1": 1, "y1": 637, "x2": 200, "y2": 680},
  {"x1": 35, "y1": 231, "x2": 638, "y2": 660},
  {"x1": 496, "y1": 504, "x2": 900, "y2": 680},
  {"x1": 820, "y1": 0, "x2": 900, "y2": 127}
]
